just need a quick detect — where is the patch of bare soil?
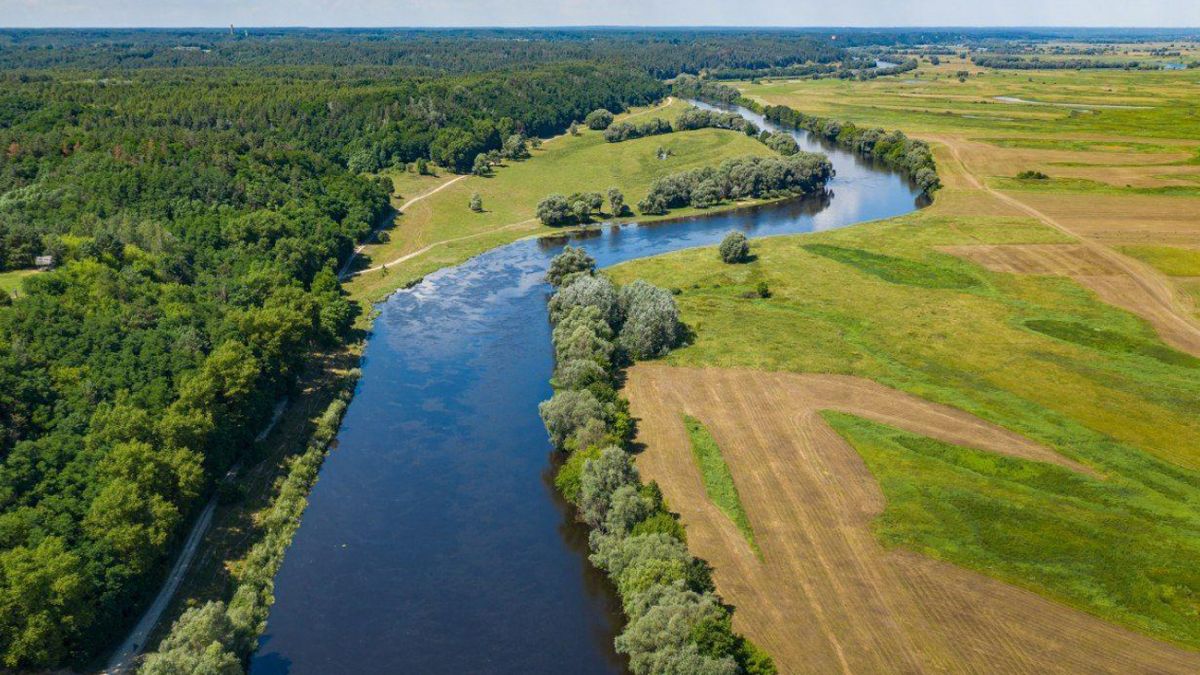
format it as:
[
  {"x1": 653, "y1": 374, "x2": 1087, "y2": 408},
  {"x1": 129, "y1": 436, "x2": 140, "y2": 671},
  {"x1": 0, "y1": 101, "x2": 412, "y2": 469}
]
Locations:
[{"x1": 625, "y1": 364, "x2": 1200, "y2": 674}]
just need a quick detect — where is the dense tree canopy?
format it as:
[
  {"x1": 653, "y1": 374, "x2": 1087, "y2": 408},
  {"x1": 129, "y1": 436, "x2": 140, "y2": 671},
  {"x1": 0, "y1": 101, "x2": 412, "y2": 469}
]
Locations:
[{"x1": 0, "y1": 56, "x2": 665, "y2": 670}]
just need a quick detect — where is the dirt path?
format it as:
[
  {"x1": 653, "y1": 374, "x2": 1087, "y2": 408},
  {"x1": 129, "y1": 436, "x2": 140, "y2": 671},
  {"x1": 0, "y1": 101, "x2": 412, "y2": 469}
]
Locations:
[
  {"x1": 624, "y1": 364, "x2": 1199, "y2": 674},
  {"x1": 346, "y1": 97, "x2": 678, "y2": 280},
  {"x1": 339, "y1": 174, "x2": 468, "y2": 280},
  {"x1": 932, "y1": 135, "x2": 1200, "y2": 356},
  {"x1": 104, "y1": 400, "x2": 289, "y2": 673}
]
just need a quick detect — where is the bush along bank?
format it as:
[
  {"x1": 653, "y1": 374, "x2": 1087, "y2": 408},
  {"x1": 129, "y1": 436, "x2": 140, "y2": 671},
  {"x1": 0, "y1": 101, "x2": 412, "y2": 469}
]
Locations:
[
  {"x1": 760, "y1": 104, "x2": 941, "y2": 194},
  {"x1": 138, "y1": 370, "x2": 359, "y2": 674},
  {"x1": 538, "y1": 246, "x2": 777, "y2": 675}
]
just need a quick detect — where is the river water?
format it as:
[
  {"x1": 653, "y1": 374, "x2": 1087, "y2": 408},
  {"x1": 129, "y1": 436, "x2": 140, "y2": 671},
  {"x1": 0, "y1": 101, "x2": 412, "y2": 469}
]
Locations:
[{"x1": 250, "y1": 102, "x2": 924, "y2": 674}]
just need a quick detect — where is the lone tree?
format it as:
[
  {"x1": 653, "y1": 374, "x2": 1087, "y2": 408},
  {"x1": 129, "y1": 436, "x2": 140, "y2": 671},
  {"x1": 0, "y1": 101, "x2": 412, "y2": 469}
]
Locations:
[
  {"x1": 569, "y1": 121, "x2": 581, "y2": 136},
  {"x1": 585, "y1": 109, "x2": 615, "y2": 130},
  {"x1": 607, "y1": 187, "x2": 626, "y2": 216},
  {"x1": 718, "y1": 231, "x2": 750, "y2": 264},
  {"x1": 469, "y1": 192, "x2": 483, "y2": 212}
]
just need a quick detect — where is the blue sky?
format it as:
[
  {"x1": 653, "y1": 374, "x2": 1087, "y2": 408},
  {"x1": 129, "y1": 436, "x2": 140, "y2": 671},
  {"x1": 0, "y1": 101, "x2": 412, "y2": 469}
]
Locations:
[{"x1": 2, "y1": 0, "x2": 1198, "y2": 28}]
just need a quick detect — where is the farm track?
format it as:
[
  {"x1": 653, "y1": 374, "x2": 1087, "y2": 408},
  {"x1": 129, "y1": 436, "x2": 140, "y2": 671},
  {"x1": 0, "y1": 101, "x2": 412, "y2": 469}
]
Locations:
[
  {"x1": 932, "y1": 135, "x2": 1200, "y2": 356},
  {"x1": 624, "y1": 364, "x2": 1200, "y2": 674}
]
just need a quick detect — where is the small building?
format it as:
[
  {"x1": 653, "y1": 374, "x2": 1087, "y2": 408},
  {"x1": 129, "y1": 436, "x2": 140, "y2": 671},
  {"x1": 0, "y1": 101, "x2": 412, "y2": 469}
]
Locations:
[{"x1": 34, "y1": 255, "x2": 54, "y2": 269}]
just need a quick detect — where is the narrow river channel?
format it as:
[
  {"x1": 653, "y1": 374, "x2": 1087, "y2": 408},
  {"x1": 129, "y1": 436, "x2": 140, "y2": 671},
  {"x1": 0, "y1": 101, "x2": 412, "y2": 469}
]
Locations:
[{"x1": 250, "y1": 101, "x2": 924, "y2": 674}]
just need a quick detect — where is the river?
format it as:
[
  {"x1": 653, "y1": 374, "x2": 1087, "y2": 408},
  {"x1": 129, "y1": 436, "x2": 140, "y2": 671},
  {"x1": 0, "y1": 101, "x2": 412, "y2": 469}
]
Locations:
[{"x1": 250, "y1": 101, "x2": 924, "y2": 674}]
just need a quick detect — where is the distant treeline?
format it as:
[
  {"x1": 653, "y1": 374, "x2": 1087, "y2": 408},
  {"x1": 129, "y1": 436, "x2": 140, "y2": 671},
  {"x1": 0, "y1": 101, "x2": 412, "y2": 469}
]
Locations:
[
  {"x1": 707, "y1": 63, "x2": 838, "y2": 80},
  {"x1": 0, "y1": 29, "x2": 842, "y2": 77},
  {"x1": 971, "y1": 55, "x2": 1147, "y2": 70}
]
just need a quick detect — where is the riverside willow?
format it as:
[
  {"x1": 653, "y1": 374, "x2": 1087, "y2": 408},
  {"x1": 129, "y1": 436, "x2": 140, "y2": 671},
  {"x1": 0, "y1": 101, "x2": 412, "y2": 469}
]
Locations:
[
  {"x1": 638, "y1": 152, "x2": 833, "y2": 214},
  {"x1": 673, "y1": 79, "x2": 942, "y2": 196},
  {"x1": 538, "y1": 246, "x2": 776, "y2": 675}
]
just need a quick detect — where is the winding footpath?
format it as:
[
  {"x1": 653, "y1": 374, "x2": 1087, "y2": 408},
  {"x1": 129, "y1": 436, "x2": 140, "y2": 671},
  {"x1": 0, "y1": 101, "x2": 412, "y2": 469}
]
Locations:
[{"x1": 345, "y1": 97, "x2": 677, "y2": 280}]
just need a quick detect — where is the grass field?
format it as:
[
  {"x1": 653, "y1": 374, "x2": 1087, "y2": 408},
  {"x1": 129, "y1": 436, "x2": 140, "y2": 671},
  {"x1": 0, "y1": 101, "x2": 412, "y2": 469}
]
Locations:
[
  {"x1": 682, "y1": 414, "x2": 759, "y2": 556},
  {"x1": 739, "y1": 58, "x2": 1200, "y2": 334},
  {"x1": 345, "y1": 98, "x2": 781, "y2": 303},
  {"x1": 608, "y1": 62, "x2": 1200, "y2": 654}
]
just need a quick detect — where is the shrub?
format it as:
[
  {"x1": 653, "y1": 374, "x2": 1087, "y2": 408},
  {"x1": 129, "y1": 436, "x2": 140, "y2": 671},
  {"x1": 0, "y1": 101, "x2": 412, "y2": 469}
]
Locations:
[
  {"x1": 585, "y1": 109, "x2": 615, "y2": 130},
  {"x1": 538, "y1": 192, "x2": 605, "y2": 226},
  {"x1": 605, "y1": 118, "x2": 672, "y2": 143},
  {"x1": 537, "y1": 194, "x2": 573, "y2": 226},
  {"x1": 555, "y1": 444, "x2": 603, "y2": 503},
  {"x1": 718, "y1": 231, "x2": 750, "y2": 264},
  {"x1": 545, "y1": 245, "x2": 595, "y2": 287},
  {"x1": 608, "y1": 187, "x2": 626, "y2": 216},
  {"x1": 606, "y1": 484, "x2": 653, "y2": 535},
  {"x1": 763, "y1": 131, "x2": 800, "y2": 156},
  {"x1": 618, "y1": 280, "x2": 681, "y2": 359},
  {"x1": 140, "y1": 601, "x2": 241, "y2": 675},
  {"x1": 637, "y1": 153, "x2": 832, "y2": 214},
  {"x1": 548, "y1": 274, "x2": 620, "y2": 328},
  {"x1": 614, "y1": 582, "x2": 738, "y2": 675},
  {"x1": 551, "y1": 358, "x2": 609, "y2": 390},
  {"x1": 539, "y1": 389, "x2": 605, "y2": 450},
  {"x1": 675, "y1": 106, "x2": 758, "y2": 135},
  {"x1": 579, "y1": 446, "x2": 641, "y2": 528},
  {"x1": 1017, "y1": 170, "x2": 1049, "y2": 180}
]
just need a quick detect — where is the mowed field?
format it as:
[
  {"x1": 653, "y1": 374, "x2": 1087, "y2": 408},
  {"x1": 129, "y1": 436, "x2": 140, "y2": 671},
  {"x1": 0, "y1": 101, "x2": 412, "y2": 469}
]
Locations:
[
  {"x1": 345, "y1": 98, "x2": 779, "y2": 302},
  {"x1": 738, "y1": 56, "x2": 1200, "y2": 343},
  {"x1": 624, "y1": 364, "x2": 1200, "y2": 674}
]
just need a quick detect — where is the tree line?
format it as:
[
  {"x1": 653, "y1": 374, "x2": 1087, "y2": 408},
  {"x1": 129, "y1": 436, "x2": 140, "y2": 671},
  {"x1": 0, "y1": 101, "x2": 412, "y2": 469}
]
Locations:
[
  {"x1": 761, "y1": 104, "x2": 941, "y2": 194},
  {"x1": 539, "y1": 247, "x2": 776, "y2": 674},
  {"x1": 638, "y1": 153, "x2": 833, "y2": 214}
]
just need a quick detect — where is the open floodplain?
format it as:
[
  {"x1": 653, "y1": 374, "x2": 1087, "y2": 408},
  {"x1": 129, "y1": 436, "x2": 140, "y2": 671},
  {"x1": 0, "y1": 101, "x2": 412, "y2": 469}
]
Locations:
[{"x1": 608, "y1": 52, "x2": 1200, "y2": 673}]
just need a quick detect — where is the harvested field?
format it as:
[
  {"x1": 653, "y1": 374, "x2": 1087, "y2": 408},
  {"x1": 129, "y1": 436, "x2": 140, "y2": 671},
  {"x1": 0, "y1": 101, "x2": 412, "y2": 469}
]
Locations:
[
  {"x1": 938, "y1": 243, "x2": 1119, "y2": 276},
  {"x1": 624, "y1": 364, "x2": 1200, "y2": 674},
  {"x1": 940, "y1": 243, "x2": 1200, "y2": 354}
]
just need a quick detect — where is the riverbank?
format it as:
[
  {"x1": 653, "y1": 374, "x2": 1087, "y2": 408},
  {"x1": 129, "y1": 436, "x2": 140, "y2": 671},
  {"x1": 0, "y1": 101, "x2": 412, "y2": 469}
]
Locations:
[
  {"x1": 246, "y1": 101, "x2": 922, "y2": 672},
  {"x1": 343, "y1": 97, "x2": 787, "y2": 304},
  {"x1": 601, "y1": 60, "x2": 1200, "y2": 666}
]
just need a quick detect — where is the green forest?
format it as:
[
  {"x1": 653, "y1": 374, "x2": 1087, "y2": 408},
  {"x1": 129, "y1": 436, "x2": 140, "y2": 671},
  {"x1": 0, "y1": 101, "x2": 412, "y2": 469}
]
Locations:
[{"x1": 0, "y1": 35, "x2": 673, "y2": 669}]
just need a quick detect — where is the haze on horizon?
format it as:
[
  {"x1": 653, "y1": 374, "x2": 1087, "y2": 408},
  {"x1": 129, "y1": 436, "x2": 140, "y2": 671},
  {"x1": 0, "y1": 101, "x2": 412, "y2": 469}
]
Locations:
[{"x1": 2, "y1": 0, "x2": 1199, "y2": 29}]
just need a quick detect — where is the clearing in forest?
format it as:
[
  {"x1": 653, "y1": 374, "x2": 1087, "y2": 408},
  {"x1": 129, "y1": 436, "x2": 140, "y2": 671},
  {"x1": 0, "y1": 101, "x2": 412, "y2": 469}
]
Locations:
[{"x1": 624, "y1": 364, "x2": 1200, "y2": 674}]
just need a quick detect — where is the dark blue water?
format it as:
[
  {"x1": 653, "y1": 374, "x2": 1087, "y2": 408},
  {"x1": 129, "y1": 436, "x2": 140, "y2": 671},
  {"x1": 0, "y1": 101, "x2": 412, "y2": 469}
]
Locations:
[{"x1": 251, "y1": 102, "x2": 923, "y2": 674}]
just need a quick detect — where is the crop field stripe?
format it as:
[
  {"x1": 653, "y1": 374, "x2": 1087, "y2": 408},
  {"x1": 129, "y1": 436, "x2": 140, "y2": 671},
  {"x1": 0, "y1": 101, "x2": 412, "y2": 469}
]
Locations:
[
  {"x1": 624, "y1": 363, "x2": 1200, "y2": 674},
  {"x1": 682, "y1": 414, "x2": 760, "y2": 557}
]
